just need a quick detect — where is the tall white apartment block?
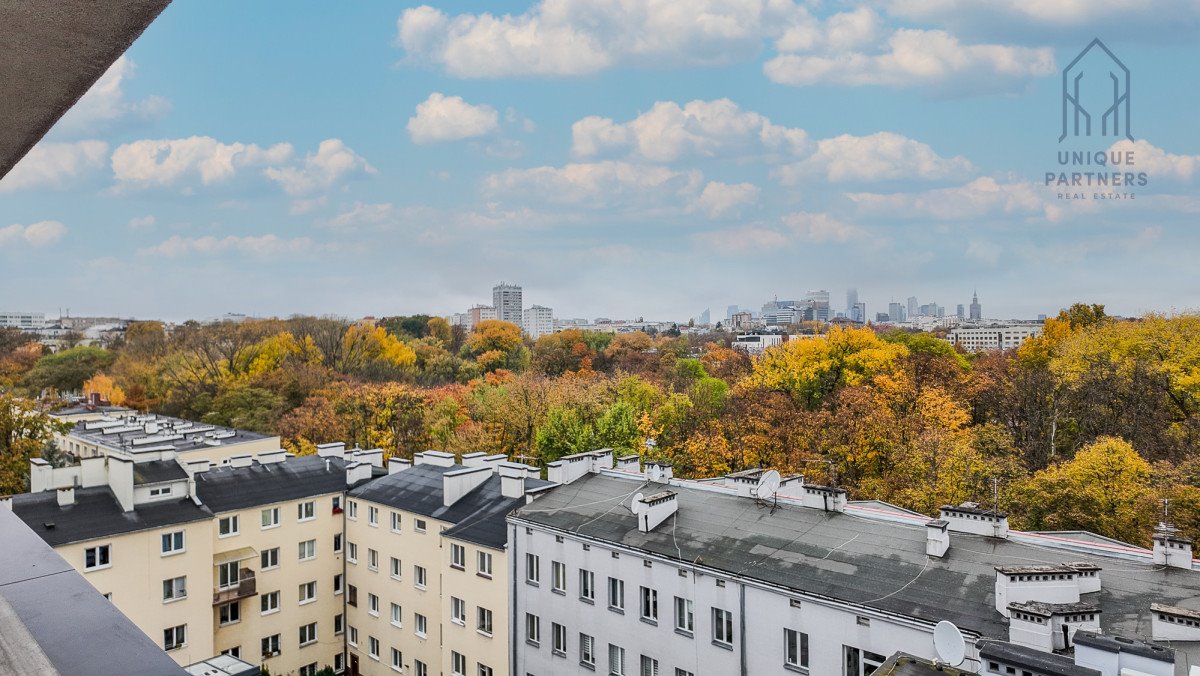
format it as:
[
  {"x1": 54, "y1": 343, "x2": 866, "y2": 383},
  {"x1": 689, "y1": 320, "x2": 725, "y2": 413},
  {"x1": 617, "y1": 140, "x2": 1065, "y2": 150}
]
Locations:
[
  {"x1": 492, "y1": 283, "x2": 523, "y2": 326},
  {"x1": 523, "y1": 305, "x2": 553, "y2": 340}
]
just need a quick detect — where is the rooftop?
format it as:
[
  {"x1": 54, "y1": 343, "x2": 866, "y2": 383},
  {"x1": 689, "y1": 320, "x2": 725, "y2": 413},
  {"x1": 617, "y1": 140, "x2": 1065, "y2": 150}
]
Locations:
[
  {"x1": 977, "y1": 640, "x2": 1101, "y2": 676},
  {"x1": 11, "y1": 485, "x2": 211, "y2": 547},
  {"x1": 194, "y1": 455, "x2": 348, "y2": 513},
  {"x1": 66, "y1": 413, "x2": 271, "y2": 456},
  {"x1": 875, "y1": 652, "x2": 973, "y2": 676}
]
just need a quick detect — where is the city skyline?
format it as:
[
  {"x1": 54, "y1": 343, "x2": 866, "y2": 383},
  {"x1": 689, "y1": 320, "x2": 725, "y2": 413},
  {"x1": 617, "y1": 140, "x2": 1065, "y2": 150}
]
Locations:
[{"x1": 2, "y1": 3, "x2": 1199, "y2": 322}]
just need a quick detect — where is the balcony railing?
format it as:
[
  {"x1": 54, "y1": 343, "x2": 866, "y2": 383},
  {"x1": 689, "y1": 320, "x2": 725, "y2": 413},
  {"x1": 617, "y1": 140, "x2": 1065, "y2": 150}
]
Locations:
[{"x1": 212, "y1": 568, "x2": 257, "y2": 606}]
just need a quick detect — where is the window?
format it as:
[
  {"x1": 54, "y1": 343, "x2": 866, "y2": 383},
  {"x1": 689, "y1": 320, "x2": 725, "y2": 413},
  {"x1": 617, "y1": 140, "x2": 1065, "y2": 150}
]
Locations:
[
  {"x1": 477, "y1": 550, "x2": 493, "y2": 577},
  {"x1": 163, "y1": 624, "x2": 187, "y2": 651},
  {"x1": 334, "y1": 613, "x2": 344, "y2": 635},
  {"x1": 451, "y1": 596, "x2": 467, "y2": 624},
  {"x1": 451, "y1": 543, "x2": 466, "y2": 569},
  {"x1": 609, "y1": 645, "x2": 626, "y2": 676},
  {"x1": 162, "y1": 576, "x2": 187, "y2": 602},
  {"x1": 218, "y1": 515, "x2": 239, "y2": 537},
  {"x1": 84, "y1": 544, "x2": 111, "y2": 570},
  {"x1": 477, "y1": 606, "x2": 493, "y2": 635},
  {"x1": 390, "y1": 556, "x2": 402, "y2": 579},
  {"x1": 161, "y1": 531, "x2": 185, "y2": 555},
  {"x1": 368, "y1": 505, "x2": 379, "y2": 526},
  {"x1": 391, "y1": 603, "x2": 403, "y2": 627},
  {"x1": 526, "y1": 554, "x2": 541, "y2": 584},
  {"x1": 580, "y1": 569, "x2": 595, "y2": 601},
  {"x1": 712, "y1": 608, "x2": 733, "y2": 646},
  {"x1": 347, "y1": 584, "x2": 358, "y2": 607},
  {"x1": 414, "y1": 518, "x2": 427, "y2": 532},
  {"x1": 640, "y1": 587, "x2": 658, "y2": 622},
  {"x1": 580, "y1": 633, "x2": 595, "y2": 667},
  {"x1": 451, "y1": 651, "x2": 467, "y2": 676},
  {"x1": 640, "y1": 656, "x2": 659, "y2": 676},
  {"x1": 299, "y1": 665, "x2": 318, "y2": 676},
  {"x1": 218, "y1": 562, "x2": 239, "y2": 590},
  {"x1": 298, "y1": 539, "x2": 316, "y2": 561},
  {"x1": 261, "y1": 591, "x2": 280, "y2": 615},
  {"x1": 415, "y1": 660, "x2": 428, "y2": 676},
  {"x1": 334, "y1": 573, "x2": 344, "y2": 595},
  {"x1": 333, "y1": 533, "x2": 343, "y2": 553},
  {"x1": 415, "y1": 613, "x2": 428, "y2": 638},
  {"x1": 415, "y1": 565, "x2": 427, "y2": 589},
  {"x1": 347, "y1": 542, "x2": 358, "y2": 563},
  {"x1": 391, "y1": 511, "x2": 402, "y2": 532},
  {"x1": 347, "y1": 500, "x2": 358, "y2": 519},
  {"x1": 299, "y1": 581, "x2": 316, "y2": 604},
  {"x1": 525, "y1": 613, "x2": 540, "y2": 645},
  {"x1": 261, "y1": 634, "x2": 280, "y2": 658},
  {"x1": 552, "y1": 622, "x2": 567, "y2": 655},
  {"x1": 552, "y1": 561, "x2": 567, "y2": 593},
  {"x1": 335, "y1": 653, "x2": 344, "y2": 674},
  {"x1": 391, "y1": 648, "x2": 403, "y2": 670},
  {"x1": 348, "y1": 626, "x2": 358, "y2": 647},
  {"x1": 221, "y1": 647, "x2": 241, "y2": 659},
  {"x1": 261, "y1": 507, "x2": 280, "y2": 529},
  {"x1": 298, "y1": 500, "x2": 315, "y2": 521},
  {"x1": 332, "y1": 495, "x2": 342, "y2": 513},
  {"x1": 149, "y1": 486, "x2": 171, "y2": 497},
  {"x1": 261, "y1": 547, "x2": 280, "y2": 570},
  {"x1": 479, "y1": 666, "x2": 493, "y2": 676},
  {"x1": 608, "y1": 578, "x2": 625, "y2": 611},
  {"x1": 784, "y1": 628, "x2": 809, "y2": 669},
  {"x1": 219, "y1": 601, "x2": 240, "y2": 625},
  {"x1": 675, "y1": 670, "x2": 694, "y2": 676},
  {"x1": 299, "y1": 622, "x2": 317, "y2": 647},
  {"x1": 673, "y1": 597, "x2": 693, "y2": 634},
  {"x1": 368, "y1": 593, "x2": 379, "y2": 616}
]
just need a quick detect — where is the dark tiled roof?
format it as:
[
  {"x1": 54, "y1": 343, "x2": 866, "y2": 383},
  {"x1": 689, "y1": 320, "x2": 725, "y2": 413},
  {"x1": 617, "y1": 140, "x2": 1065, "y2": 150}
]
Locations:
[
  {"x1": 11, "y1": 487, "x2": 211, "y2": 547},
  {"x1": 978, "y1": 640, "x2": 1102, "y2": 676},
  {"x1": 132, "y1": 459, "x2": 188, "y2": 485},
  {"x1": 195, "y1": 456, "x2": 346, "y2": 513},
  {"x1": 509, "y1": 472, "x2": 1200, "y2": 652}
]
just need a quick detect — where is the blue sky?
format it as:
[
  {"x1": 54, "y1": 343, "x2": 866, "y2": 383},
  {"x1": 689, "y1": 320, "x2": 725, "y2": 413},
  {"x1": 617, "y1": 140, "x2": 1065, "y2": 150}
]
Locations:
[{"x1": 2, "y1": 0, "x2": 1199, "y2": 322}]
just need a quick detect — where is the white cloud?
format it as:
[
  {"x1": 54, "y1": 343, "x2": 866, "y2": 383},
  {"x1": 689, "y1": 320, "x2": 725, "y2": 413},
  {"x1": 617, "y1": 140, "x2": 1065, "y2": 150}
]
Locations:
[
  {"x1": 775, "y1": 132, "x2": 973, "y2": 183},
  {"x1": 137, "y1": 234, "x2": 319, "y2": 258},
  {"x1": 53, "y1": 57, "x2": 171, "y2": 137},
  {"x1": 695, "y1": 181, "x2": 760, "y2": 217},
  {"x1": 847, "y1": 176, "x2": 1060, "y2": 221},
  {"x1": 966, "y1": 238, "x2": 1002, "y2": 265},
  {"x1": 572, "y1": 98, "x2": 808, "y2": 162},
  {"x1": 264, "y1": 139, "x2": 374, "y2": 196},
  {"x1": 111, "y1": 136, "x2": 293, "y2": 189},
  {"x1": 781, "y1": 211, "x2": 867, "y2": 242},
  {"x1": 694, "y1": 225, "x2": 791, "y2": 253},
  {"x1": 328, "y1": 202, "x2": 398, "y2": 230},
  {"x1": 0, "y1": 141, "x2": 108, "y2": 192},
  {"x1": 289, "y1": 197, "x2": 328, "y2": 216},
  {"x1": 482, "y1": 161, "x2": 704, "y2": 209},
  {"x1": 127, "y1": 215, "x2": 157, "y2": 231},
  {"x1": 0, "y1": 221, "x2": 67, "y2": 248},
  {"x1": 1108, "y1": 140, "x2": 1199, "y2": 182},
  {"x1": 408, "y1": 93, "x2": 500, "y2": 143}
]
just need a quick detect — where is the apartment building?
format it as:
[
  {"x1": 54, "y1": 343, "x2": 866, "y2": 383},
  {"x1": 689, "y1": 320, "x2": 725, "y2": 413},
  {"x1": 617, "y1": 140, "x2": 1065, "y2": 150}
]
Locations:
[
  {"x1": 509, "y1": 453, "x2": 1200, "y2": 676},
  {"x1": 948, "y1": 324, "x2": 1044, "y2": 352},
  {"x1": 54, "y1": 411, "x2": 281, "y2": 464},
  {"x1": 522, "y1": 305, "x2": 553, "y2": 340},
  {"x1": 343, "y1": 450, "x2": 553, "y2": 676}
]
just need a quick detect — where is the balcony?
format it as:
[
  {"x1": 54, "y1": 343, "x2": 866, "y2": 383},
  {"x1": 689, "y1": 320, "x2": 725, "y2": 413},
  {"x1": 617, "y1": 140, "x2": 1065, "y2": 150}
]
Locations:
[{"x1": 212, "y1": 569, "x2": 257, "y2": 606}]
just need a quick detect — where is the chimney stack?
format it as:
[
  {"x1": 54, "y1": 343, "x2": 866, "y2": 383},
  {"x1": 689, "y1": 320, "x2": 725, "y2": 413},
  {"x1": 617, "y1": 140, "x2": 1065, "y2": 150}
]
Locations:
[
  {"x1": 1152, "y1": 525, "x2": 1193, "y2": 569},
  {"x1": 616, "y1": 455, "x2": 640, "y2": 472},
  {"x1": 388, "y1": 458, "x2": 412, "y2": 475},
  {"x1": 926, "y1": 519, "x2": 949, "y2": 558},
  {"x1": 56, "y1": 486, "x2": 75, "y2": 507},
  {"x1": 636, "y1": 491, "x2": 679, "y2": 533},
  {"x1": 443, "y1": 466, "x2": 493, "y2": 507},
  {"x1": 316, "y1": 441, "x2": 346, "y2": 459},
  {"x1": 108, "y1": 456, "x2": 135, "y2": 512},
  {"x1": 500, "y1": 462, "x2": 527, "y2": 499},
  {"x1": 346, "y1": 461, "x2": 372, "y2": 487}
]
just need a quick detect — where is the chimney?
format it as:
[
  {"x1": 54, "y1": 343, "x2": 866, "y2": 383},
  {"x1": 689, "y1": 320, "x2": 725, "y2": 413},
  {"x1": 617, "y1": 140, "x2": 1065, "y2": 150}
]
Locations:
[
  {"x1": 482, "y1": 454, "x2": 507, "y2": 472},
  {"x1": 499, "y1": 462, "x2": 527, "y2": 499},
  {"x1": 548, "y1": 452, "x2": 593, "y2": 485},
  {"x1": 29, "y1": 458, "x2": 53, "y2": 493},
  {"x1": 1007, "y1": 601, "x2": 1100, "y2": 652},
  {"x1": 926, "y1": 519, "x2": 949, "y2": 558},
  {"x1": 939, "y1": 503, "x2": 1009, "y2": 539},
  {"x1": 1073, "y1": 630, "x2": 1175, "y2": 676},
  {"x1": 316, "y1": 441, "x2": 345, "y2": 459},
  {"x1": 108, "y1": 456, "x2": 135, "y2": 512},
  {"x1": 636, "y1": 491, "x2": 679, "y2": 533},
  {"x1": 443, "y1": 466, "x2": 493, "y2": 507},
  {"x1": 1152, "y1": 525, "x2": 1193, "y2": 569},
  {"x1": 1064, "y1": 562, "x2": 1102, "y2": 594},
  {"x1": 346, "y1": 461, "x2": 372, "y2": 487},
  {"x1": 353, "y1": 448, "x2": 384, "y2": 468},
  {"x1": 0, "y1": 496, "x2": 11, "y2": 511},
  {"x1": 616, "y1": 455, "x2": 640, "y2": 472},
  {"x1": 257, "y1": 449, "x2": 287, "y2": 464},
  {"x1": 56, "y1": 486, "x2": 75, "y2": 507},
  {"x1": 1151, "y1": 603, "x2": 1200, "y2": 642},
  {"x1": 590, "y1": 448, "x2": 613, "y2": 473},
  {"x1": 80, "y1": 456, "x2": 107, "y2": 487},
  {"x1": 388, "y1": 458, "x2": 412, "y2": 475},
  {"x1": 184, "y1": 459, "x2": 211, "y2": 476},
  {"x1": 416, "y1": 450, "x2": 455, "y2": 468},
  {"x1": 461, "y1": 452, "x2": 487, "y2": 468},
  {"x1": 800, "y1": 484, "x2": 847, "y2": 513},
  {"x1": 994, "y1": 565, "x2": 1080, "y2": 617},
  {"x1": 228, "y1": 454, "x2": 253, "y2": 469}
]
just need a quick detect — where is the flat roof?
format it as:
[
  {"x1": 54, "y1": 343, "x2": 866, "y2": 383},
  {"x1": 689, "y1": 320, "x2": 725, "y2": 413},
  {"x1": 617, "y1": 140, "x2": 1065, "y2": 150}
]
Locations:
[
  {"x1": 12, "y1": 486, "x2": 212, "y2": 547},
  {"x1": 978, "y1": 640, "x2": 1101, "y2": 676},
  {"x1": 67, "y1": 413, "x2": 272, "y2": 455}
]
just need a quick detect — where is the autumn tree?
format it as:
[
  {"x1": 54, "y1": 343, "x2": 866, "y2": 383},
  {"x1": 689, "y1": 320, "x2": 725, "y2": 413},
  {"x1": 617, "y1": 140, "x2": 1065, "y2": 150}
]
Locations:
[
  {"x1": 21, "y1": 346, "x2": 117, "y2": 394},
  {"x1": 82, "y1": 372, "x2": 126, "y2": 406},
  {"x1": 0, "y1": 394, "x2": 71, "y2": 493}
]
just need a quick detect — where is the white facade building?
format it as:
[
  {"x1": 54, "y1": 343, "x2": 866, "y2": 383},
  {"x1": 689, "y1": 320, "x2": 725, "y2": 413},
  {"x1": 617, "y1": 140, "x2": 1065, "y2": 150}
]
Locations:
[
  {"x1": 492, "y1": 283, "x2": 523, "y2": 325},
  {"x1": 0, "y1": 311, "x2": 46, "y2": 329},
  {"x1": 949, "y1": 324, "x2": 1043, "y2": 352},
  {"x1": 523, "y1": 305, "x2": 554, "y2": 340},
  {"x1": 732, "y1": 333, "x2": 785, "y2": 355}
]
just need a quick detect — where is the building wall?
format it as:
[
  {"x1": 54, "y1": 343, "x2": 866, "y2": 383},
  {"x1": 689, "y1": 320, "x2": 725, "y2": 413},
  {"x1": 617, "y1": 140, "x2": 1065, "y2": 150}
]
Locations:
[{"x1": 441, "y1": 536, "x2": 509, "y2": 676}]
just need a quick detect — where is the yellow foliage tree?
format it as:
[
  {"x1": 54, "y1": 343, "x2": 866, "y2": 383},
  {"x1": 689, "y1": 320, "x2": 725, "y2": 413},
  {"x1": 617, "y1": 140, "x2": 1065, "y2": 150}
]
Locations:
[{"x1": 82, "y1": 372, "x2": 126, "y2": 406}]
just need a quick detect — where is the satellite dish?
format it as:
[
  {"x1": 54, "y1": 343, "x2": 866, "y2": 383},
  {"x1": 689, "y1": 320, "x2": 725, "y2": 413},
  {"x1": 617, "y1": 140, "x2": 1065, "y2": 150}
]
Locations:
[
  {"x1": 933, "y1": 620, "x2": 966, "y2": 666},
  {"x1": 755, "y1": 470, "x2": 782, "y2": 500},
  {"x1": 630, "y1": 493, "x2": 645, "y2": 516}
]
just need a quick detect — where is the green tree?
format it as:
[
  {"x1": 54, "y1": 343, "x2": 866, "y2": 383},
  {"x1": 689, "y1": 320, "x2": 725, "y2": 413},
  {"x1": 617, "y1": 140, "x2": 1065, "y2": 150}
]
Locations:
[
  {"x1": 21, "y1": 346, "x2": 117, "y2": 394},
  {"x1": 0, "y1": 394, "x2": 71, "y2": 493}
]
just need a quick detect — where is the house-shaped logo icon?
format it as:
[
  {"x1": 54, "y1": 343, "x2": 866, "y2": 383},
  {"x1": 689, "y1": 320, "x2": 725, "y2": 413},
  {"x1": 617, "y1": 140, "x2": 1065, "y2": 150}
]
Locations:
[{"x1": 1059, "y1": 38, "x2": 1131, "y2": 142}]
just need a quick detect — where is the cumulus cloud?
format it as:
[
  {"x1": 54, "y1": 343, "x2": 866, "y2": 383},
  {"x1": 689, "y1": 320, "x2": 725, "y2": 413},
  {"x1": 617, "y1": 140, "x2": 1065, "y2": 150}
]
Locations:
[
  {"x1": 572, "y1": 98, "x2": 808, "y2": 162},
  {"x1": 328, "y1": 202, "x2": 398, "y2": 230},
  {"x1": 0, "y1": 221, "x2": 67, "y2": 248},
  {"x1": 137, "y1": 234, "x2": 319, "y2": 258},
  {"x1": 264, "y1": 139, "x2": 375, "y2": 196},
  {"x1": 966, "y1": 238, "x2": 1002, "y2": 265},
  {"x1": 111, "y1": 136, "x2": 293, "y2": 189},
  {"x1": 775, "y1": 132, "x2": 973, "y2": 183},
  {"x1": 695, "y1": 181, "x2": 760, "y2": 217},
  {"x1": 53, "y1": 56, "x2": 171, "y2": 137},
  {"x1": 127, "y1": 215, "x2": 157, "y2": 231},
  {"x1": 1108, "y1": 140, "x2": 1199, "y2": 182},
  {"x1": 0, "y1": 141, "x2": 108, "y2": 192},
  {"x1": 407, "y1": 93, "x2": 500, "y2": 144},
  {"x1": 694, "y1": 225, "x2": 792, "y2": 254},
  {"x1": 482, "y1": 161, "x2": 704, "y2": 209},
  {"x1": 847, "y1": 176, "x2": 1060, "y2": 221},
  {"x1": 781, "y1": 212, "x2": 867, "y2": 242}
]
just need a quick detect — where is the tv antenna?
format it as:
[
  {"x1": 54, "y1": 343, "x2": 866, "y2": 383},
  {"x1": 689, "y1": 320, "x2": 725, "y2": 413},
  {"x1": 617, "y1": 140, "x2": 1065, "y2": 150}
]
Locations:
[
  {"x1": 933, "y1": 620, "x2": 966, "y2": 667},
  {"x1": 754, "y1": 470, "x2": 782, "y2": 513}
]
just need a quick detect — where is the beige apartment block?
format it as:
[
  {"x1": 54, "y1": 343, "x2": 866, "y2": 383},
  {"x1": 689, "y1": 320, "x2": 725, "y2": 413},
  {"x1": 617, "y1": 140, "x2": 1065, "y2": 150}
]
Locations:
[
  {"x1": 53, "y1": 410, "x2": 282, "y2": 465},
  {"x1": 343, "y1": 451, "x2": 552, "y2": 676}
]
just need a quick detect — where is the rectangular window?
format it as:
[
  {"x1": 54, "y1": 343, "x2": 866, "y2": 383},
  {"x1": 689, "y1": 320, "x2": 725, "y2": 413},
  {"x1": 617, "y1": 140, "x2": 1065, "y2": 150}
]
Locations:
[
  {"x1": 299, "y1": 581, "x2": 316, "y2": 604},
  {"x1": 84, "y1": 544, "x2": 111, "y2": 570},
  {"x1": 299, "y1": 622, "x2": 317, "y2": 647},
  {"x1": 368, "y1": 548, "x2": 379, "y2": 570},
  {"x1": 221, "y1": 647, "x2": 241, "y2": 659},
  {"x1": 640, "y1": 656, "x2": 659, "y2": 676},
  {"x1": 674, "y1": 597, "x2": 693, "y2": 633},
  {"x1": 368, "y1": 506, "x2": 379, "y2": 526},
  {"x1": 391, "y1": 511, "x2": 402, "y2": 532},
  {"x1": 640, "y1": 587, "x2": 658, "y2": 621},
  {"x1": 580, "y1": 569, "x2": 595, "y2": 601},
  {"x1": 525, "y1": 613, "x2": 540, "y2": 645},
  {"x1": 675, "y1": 670, "x2": 695, "y2": 676},
  {"x1": 261, "y1": 547, "x2": 280, "y2": 570},
  {"x1": 261, "y1": 591, "x2": 280, "y2": 614},
  {"x1": 580, "y1": 633, "x2": 595, "y2": 666},
  {"x1": 163, "y1": 624, "x2": 187, "y2": 651},
  {"x1": 784, "y1": 628, "x2": 809, "y2": 668},
  {"x1": 390, "y1": 557, "x2": 402, "y2": 578},
  {"x1": 552, "y1": 561, "x2": 567, "y2": 593},
  {"x1": 415, "y1": 565, "x2": 427, "y2": 589},
  {"x1": 219, "y1": 601, "x2": 240, "y2": 625},
  {"x1": 414, "y1": 518, "x2": 427, "y2": 533},
  {"x1": 368, "y1": 593, "x2": 379, "y2": 616},
  {"x1": 149, "y1": 486, "x2": 171, "y2": 497},
  {"x1": 261, "y1": 507, "x2": 280, "y2": 529},
  {"x1": 334, "y1": 613, "x2": 344, "y2": 635},
  {"x1": 451, "y1": 651, "x2": 467, "y2": 676},
  {"x1": 261, "y1": 634, "x2": 280, "y2": 658},
  {"x1": 712, "y1": 608, "x2": 733, "y2": 646},
  {"x1": 415, "y1": 660, "x2": 428, "y2": 676},
  {"x1": 298, "y1": 539, "x2": 316, "y2": 561},
  {"x1": 552, "y1": 622, "x2": 567, "y2": 655},
  {"x1": 348, "y1": 626, "x2": 358, "y2": 647},
  {"x1": 334, "y1": 573, "x2": 343, "y2": 595},
  {"x1": 162, "y1": 576, "x2": 187, "y2": 602},
  {"x1": 609, "y1": 644, "x2": 626, "y2": 676},
  {"x1": 299, "y1": 665, "x2": 318, "y2": 676},
  {"x1": 368, "y1": 636, "x2": 380, "y2": 659},
  {"x1": 347, "y1": 542, "x2": 358, "y2": 563},
  {"x1": 415, "y1": 613, "x2": 428, "y2": 638},
  {"x1": 526, "y1": 554, "x2": 541, "y2": 584},
  {"x1": 451, "y1": 543, "x2": 466, "y2": 569},
  {"x1": 451, "y1": 596, "x2": 467, "y2": 624},
  {"x1": 477, "y1": 550, "x2": 493, "y2": 577},
  {"x1": 333, "y1": 533, "x2": 343, "y2": 553},
  {"x1": 479, "y1": 666, "x2": 493, "y2": 676},
  {"x1": 347, "y1": 584, "x2": 357, "y2": 607},
  {"x1": 160, "y1": 531, "x2": 185, "y2": 555},
  {"x1": 298, "y1": 500, "x2": 315, "y2": 521},
  {"x1": 218, "y1": 515, "x2": 239, "y2": 537},
  {"x1": 218, "y1": 562, "x2": 239, "y2": 590},
  {"x1": 391, "y1": 648, "x2": 403, "y2": 670},
  {"x1": 347, "y1": 500, "x2": 357, "y2": 519},
  {"x1": 608, "y1": 577, "x2": 625, "y2": 611},
  {"x1": 391, "y1": 603, "x2": 402, "y2": 627},
  {"x1": 477, "y1": 606, "x2": 493, "y2": 635}
]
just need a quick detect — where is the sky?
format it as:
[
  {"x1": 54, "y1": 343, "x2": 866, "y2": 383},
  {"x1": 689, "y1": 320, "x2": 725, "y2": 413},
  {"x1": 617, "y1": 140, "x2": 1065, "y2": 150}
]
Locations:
[{"x1": 2, "y1": 0, "x2": 1199, "y2": 323}]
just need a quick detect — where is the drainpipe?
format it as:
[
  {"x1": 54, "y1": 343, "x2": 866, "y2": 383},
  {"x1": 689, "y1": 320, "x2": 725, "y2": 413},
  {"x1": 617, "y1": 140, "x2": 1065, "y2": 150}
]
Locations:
[{"x1": 739, "y1": 581, "x2": 747, "y2": 676}]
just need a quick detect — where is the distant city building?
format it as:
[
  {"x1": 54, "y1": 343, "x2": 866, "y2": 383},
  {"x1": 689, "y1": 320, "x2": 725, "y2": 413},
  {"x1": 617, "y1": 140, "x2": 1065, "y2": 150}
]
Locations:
[
  {"x1": 697, "y1": 308, "x2": 711, "y2": 326},
  {"x1": 492, "y1": 282, "x2": 523, "y2": 325},
  {"x1": 907, "y1": 296, "x2": 918, "y2": 319},
  {"x1": 957, "y1": 304, "x2": 966, "y2": 319},
  {"x1": 732, "y1": 332, "x2": 786, "y2": 355},
  {"x1": 523, "y1": 305, "x2": 554, "y2": 340},
  {"x1": 888, "y1": 302, "x2": 906, "y2": 323},
  {"x1": 0, "y1": 311, "x2": 45, "y2": 329},
  {"x1": 851, "y1": 302, "x2": 866, "y2": 324},
  {"x1": 468, "y1": 304, "x2": 497, "y2": 328},
  {"x1": 725, "y1": 305, "x2": 740, "y2": 322},
  {"x1": 730, "y1": 311, "x2": 754, "y2": 331},
  {"x1": 970, "y1": 290, "x2": 983, "y2": 320},
  {"x1": 846, "y1": 288, "x2": 858, "y2": 315},
  {"x1": 949, "y1": 324, "x2": 1043, "y2": 352},
  {"x1": 876, "y1": 312, "x2": 891, "y2": 322}
]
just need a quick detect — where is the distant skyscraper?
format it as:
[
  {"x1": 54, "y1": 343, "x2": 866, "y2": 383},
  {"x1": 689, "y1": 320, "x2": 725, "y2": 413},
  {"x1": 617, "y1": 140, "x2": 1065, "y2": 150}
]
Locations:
[
  {"x1": 888, "y1": 302, "x2": 904, "y2": 322},
  {"x1": 907, "y1": 296, "x2": 918, "y2": 319},
  {"x1": 698, "y1": 308, "x2": 711, "y2": 326},
  {"x1": 523, "y1": 305, "x2": 554, "y2": 339},
  {"x1": 852, "y1": 302, "x2": 866, "y2": 323},
  {"x1": 846, "y1": 288, "x2": 858, "y2": 314},
  {"x1": 492, "y1": 282, "x2": 523, "y2": 325},
  {"x1": 970, "y1": 290, "x2": 982, "y2": 320},
  {"x1": 956, "y1": 304, "x2": 965, "y2": 319},
  {"x1": 726, "y1": 305, "x2": 739, "y2": 321}
]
